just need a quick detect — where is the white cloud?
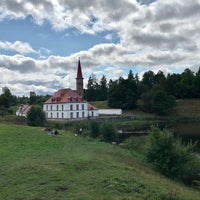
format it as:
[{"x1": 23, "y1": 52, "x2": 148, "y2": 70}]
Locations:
[{"x1": 0, "y1": 41, "x2": 36, "y2": 54}]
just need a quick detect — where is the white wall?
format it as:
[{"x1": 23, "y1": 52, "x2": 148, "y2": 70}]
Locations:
[
  {"x1": 98, "y1": 109, "x2": 122, "y2": 115},
  {"x1": 88, "y1": 109, "x2": 99, "y2": 118},
  {"x1": 43, "y1": 102, "x2": 89, "y2": 119}
]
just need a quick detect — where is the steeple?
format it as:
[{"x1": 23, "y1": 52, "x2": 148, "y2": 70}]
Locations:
[
  {"x1": 77, "y1": 58, "x2": 83, "y2": 79},
  {"x1": 76, "y1": 58, "x2": 84, "y2": 97}
]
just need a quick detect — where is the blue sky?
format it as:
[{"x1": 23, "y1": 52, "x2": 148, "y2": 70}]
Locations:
[{"x1": 0, "y1": 0, "x2": 200, "y2": 96}]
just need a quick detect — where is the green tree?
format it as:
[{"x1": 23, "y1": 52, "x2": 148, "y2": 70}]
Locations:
[
  {"x1": 141, "y1": 71, "x2": 155, "y2": 90},
  {"x1": 85, "y1": 73, "x2": 99, "y2": 101},
  {"x1": 108, "y1": 72, "x2": 138, "y2": 109},
  {"x1": 152, "y1": 89, "x2": 175, "y2": 116},
  {"x1": 29, "y1": 91, "x2": 37, "y2": 105},
  {"x1": 180, "y1": 68, "x2": 195, "y2": 98},
  {"x1": 0, "y1": 95, "x2": 9, "y2": 108},
  {"x1": 1, "y1": 87, "x2": 16, "y2": 107},
  {"x1": 140, "y1": 90, "x2": 153, "y2": 112},
  {"x1": 89, "y1": 120, "x2": 100, "y2": 138},
  {"x1": 100, "y1": 122, "x2": 116, "y2": 143},
  {"x1": 193, "y1": 67, "x2": 200, "y2": 97},
  {"x1": 99, "y1": 75, "x2": 108, "y2": 101},
  {"x1": 166, "y1": 73, "x2": 181, "y2": 97},
  {"x1": 27, "y1": 105, "x2": 46, "y2": 126}
]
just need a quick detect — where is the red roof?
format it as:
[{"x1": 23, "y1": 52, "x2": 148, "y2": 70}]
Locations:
[
  {"x1": 88, "y1": 103, "x2": 98, "y2": 110},
  {"x1": 44, "y1": 88, "x2": 85, "y2": 104},
  {"x1": 76, "y1": 59, "x2": 83, "y2": 79},
  {"x1": 16, "y1": 104, "x2": 31, "y2": 114}
]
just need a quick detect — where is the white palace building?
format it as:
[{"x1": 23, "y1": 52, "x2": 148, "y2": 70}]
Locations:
[{"x1": 43, "y1": 59, "x2": 99, "y2": 119}]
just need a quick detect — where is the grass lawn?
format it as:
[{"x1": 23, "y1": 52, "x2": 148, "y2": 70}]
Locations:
[
  {"x1": 0, "y1": 123, "x2": 200, "y2": 200},
  {"x1": 89, "y1": 101, "x2": 110, "y2": 109}
]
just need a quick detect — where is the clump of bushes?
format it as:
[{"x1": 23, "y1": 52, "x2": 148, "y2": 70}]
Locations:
[
  {"x1": 89, "y1": 120, "x2": 100, "y2": 138},
  {"x1": 86, "y1": 120, "x2": 117, "y2": 143},
  {"x1": 146, "y1": 126, "x2": 200, "y2": 184}
]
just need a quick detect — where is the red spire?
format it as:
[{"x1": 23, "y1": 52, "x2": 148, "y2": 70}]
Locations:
[{"x1": 77, "y1": 58, "x2": 83, "y2": 79}]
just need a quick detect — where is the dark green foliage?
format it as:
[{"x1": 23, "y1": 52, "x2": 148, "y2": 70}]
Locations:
[
  {"x1": 0, "y1": 106, "x2": 7, "y2": 117},
  {"x1": 27, "y1": 105, "x2": 46, "y2": 126},
  {"x1": 152, "y1": 90, "x2": 176, "y2": 115},
  {"x1": 140, "y1": 89, "x2": 176, "y2": 115},
  {"x1": 84, "y1": 121, "x2": 117, "y2": 142},
  {"x1": 89, "y1": 120, "x2": 100, "y2": 138},
  {"x1": 146, "y1": 126, "x2": 200, "y2": 184},
  {"x1": 85, "y1": 74, "x2": 108, "y2": 101},
  {"x1": 140, "y1": 91, "x2": 153, "y2": 112},
  {"x1": 108, "y1": 74, "x2": 138, "y2": 109},
  {"x1": 100, "y1": 122, "x2": 117, "y2": 143},
  {"x1": 99, "y1": 75, "x2": 108, "y2": 101}
]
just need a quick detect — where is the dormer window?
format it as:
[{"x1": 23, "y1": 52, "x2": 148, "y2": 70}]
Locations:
[{"x1": 68, "y1": 96, "x2": 72, "y2": 102}]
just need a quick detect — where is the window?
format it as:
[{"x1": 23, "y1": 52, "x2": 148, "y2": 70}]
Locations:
[
  {"x1": 82, "y1": 112, "x2": 85, "y2": 118},
  {"x1": 82, "y1": 104, "x2": 84, "y2": 110},
  {"x1": 51, "y1": 105, "x2": 52, "y2": 111},
  {"x1": 46, "y1": 105, "x2": 48, "y2": 111},
  {"x1": 62, "y1": 112, "x2": 64, "y2": 118},
  {"x1": 76, "y1": 104, "x2": 79, "y2": 110},
  {"x1": 76, "y1": 112, "x2": 79, "y2": 118},
  {"x1": 57, "y1": 105, "x2": 59, "y2": 111},
  {"x1": 51, "y1": 112, "x2": 53, "y2": 118},
  {"x1": 70, "y1": 112, "x2": 73, "y2": 118},
  {"x1": 57, "y1": 112, "x2": 59, "y2": 118},
  {"x1": 70, "y1": 104, "x2": 73, "y2": 111},
  {"x1": 62, "y1": 105, "x2": 64, "y2": 111}
]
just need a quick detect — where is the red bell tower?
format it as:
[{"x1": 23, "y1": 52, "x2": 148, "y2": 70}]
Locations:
[{"x1": 76, "y1": 58, "x2": 84, "y2": 97}]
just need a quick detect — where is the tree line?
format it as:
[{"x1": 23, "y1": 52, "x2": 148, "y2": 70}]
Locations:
[
  {"x1": 1, "y1": 67, "x2": 200, "y2": 116},
  {"x1": 85, "y1": 67, "x2": 200, "y2": 115}
]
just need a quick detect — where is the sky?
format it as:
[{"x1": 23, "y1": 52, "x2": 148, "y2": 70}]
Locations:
[{"x1": 0, "y1": 0, "x2": 200, "y2": 96}]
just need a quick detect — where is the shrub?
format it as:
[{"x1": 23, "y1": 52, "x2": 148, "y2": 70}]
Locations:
[
  {"x1": 89, "y1": 120, "x2": 100, "y2": 138},
  {"x1": 146, "y1": 126, "x2": 200, "y2": 184},
  {"x1": 124, "y1": 136, "x2": 147, "y2": 154},
  {"x1": 27, "y1": 105, "x2": 46, "y2": 127},
  {"x1": 100, "y1": 121, "x2": 116, "y2": 143}
]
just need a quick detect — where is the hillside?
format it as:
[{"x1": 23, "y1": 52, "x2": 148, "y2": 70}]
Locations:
[
  {"x1": 90, "y1": 99, "x2": 200, "y2": 120},
  {"x1": 172, "y1": 99, "x2": 200, "y2": 117},
  {"x1": 0, "y1": 123, "x2": 200, "y2": 200}
]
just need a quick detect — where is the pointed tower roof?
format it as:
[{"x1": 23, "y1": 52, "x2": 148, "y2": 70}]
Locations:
[{"x1": 76, "y1": 58, "x2": 83, "y2": 79}]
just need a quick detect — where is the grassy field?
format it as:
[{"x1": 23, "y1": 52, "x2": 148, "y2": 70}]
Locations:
[
  {"x1": 0, "y1": 123, "x2": 200, "y2": 200},
  {"x1": 89, "y1": 101, "x2": 110, "y2": 109},
  {"x1": 172, "y1": 99, "x2": 200, "y2": 117}
]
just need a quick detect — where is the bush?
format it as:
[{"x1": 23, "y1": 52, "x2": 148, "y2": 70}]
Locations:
[
  {"x1": 100, "y1": 122, "x2": 116, "y2": 143},
  {"x1": 146, "y1": 126, "x2": 200, "y2": 184},
  {"x1": 27, "y1": 105, "x2": 46, "y2": 127},
  {"x1": 89, "y1": 120, "x2": 100, "y2": 138}
]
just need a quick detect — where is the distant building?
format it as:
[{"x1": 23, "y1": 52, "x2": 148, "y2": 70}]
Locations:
[
  {"x1": 43, "y1": 59, "x2": 99, "y2": 119},
  {"x1": 16, "y1": 104, "x2": 31, "y2": 117}
]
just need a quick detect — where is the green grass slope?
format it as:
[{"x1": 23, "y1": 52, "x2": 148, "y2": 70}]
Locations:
[
  {"x1": 172, "y1": 99, "x2": 200, "y2": 117},
  {"x1": 0, "y1": 123, "x2": 199, "y2": 200}
]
